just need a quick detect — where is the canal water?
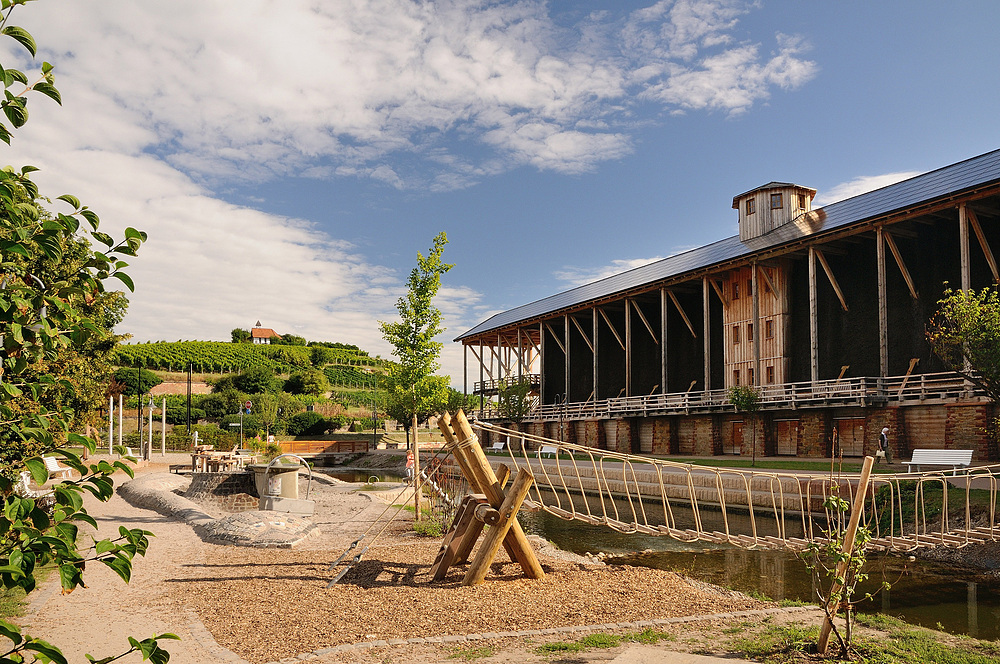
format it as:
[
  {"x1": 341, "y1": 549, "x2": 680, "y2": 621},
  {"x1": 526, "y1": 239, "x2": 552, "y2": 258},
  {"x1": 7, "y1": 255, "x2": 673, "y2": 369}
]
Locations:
[{"x1": 520, "y1": 509, "x2": 1000, "y2": 641}]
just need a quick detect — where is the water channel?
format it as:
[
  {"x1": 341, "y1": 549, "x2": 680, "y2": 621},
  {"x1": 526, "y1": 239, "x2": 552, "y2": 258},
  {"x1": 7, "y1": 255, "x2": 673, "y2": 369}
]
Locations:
[{"x1": 322, "y1": 470, "x2": 1000, "y2": 640}]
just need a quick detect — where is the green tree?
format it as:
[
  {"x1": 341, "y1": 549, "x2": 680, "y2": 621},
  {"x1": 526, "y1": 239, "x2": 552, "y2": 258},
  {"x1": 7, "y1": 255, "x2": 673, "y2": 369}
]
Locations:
[
  {"x1": 232, "y1": 366, "x2": 279, "y2": 394},
  {"x1": 284, "y1": 368, "x2": 330, "y2": 396},
  {"x1": 231, "y1": 327, "x2": 250, "y2": 343},
  {"x1": 113, "y1": 367, "x2": 163, "y2": 395},
  {"x1": 495, "y1": 377, "x2": 534, "y2": 424},
  {"x1": 727, "y1": 385, "x2": 762, "y2": 465},
  {"x1": 255, "y1": 392, "x2": 279, "y2": 437},
  {"x1": 378, "y1": 232, "x2": 453, "y2": 519},
  {"x1": 0, "y1": 3, "x2": 176, "y2": 661}
]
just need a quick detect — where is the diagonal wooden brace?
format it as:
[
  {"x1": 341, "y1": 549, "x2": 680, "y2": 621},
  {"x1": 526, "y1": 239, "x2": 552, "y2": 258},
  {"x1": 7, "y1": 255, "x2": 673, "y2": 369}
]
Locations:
[
  {"x1": 439, "y1": 410, "x2": 545, "y2": 580},
  {"x1": 464, "y1": 467, "x2": 535, "y2": 585}
]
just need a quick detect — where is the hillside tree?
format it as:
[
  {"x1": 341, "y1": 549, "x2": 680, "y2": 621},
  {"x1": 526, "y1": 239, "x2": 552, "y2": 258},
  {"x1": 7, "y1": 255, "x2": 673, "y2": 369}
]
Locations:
[
  {"x1": 379, "y1": 232, "x2": 453, "y2": 519},
  {"x1": 0, "y1": 1, "x2": 176, "y2": 661}
]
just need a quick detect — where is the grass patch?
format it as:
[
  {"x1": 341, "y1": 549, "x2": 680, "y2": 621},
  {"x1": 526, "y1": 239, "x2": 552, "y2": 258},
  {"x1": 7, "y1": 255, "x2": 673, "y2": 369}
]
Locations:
[
  {"x1": 534, "y1": 628, "x2": 672, "y2": 656},
  {"x1": 662, "y1": 457, "x2": 900, "y2": 474},
  {"x1": 413, "y1": 519, "x2": 444, "y2": 537},
  {"x1": 447, "y1": 646, "x2": 494, "y2": 660},
  {"x1": 728, "y1": 623, "x2": 817, "y2": 661},
  {"x1": 0, "y1": 586, "x2": 28, "y2": 619}
]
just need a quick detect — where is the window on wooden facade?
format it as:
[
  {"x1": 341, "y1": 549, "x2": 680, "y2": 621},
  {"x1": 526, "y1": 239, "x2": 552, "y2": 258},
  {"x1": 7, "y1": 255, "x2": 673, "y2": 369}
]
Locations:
[
  {"x1": 732, "y1": 281, "x2": 740, "y2": 300},
  {"x1": 747, "y1": 279, "x2": 753, "y2": 297},
  {"x1": 770, "y1": 193, "x2": 782, "y2": 209},
  {"x1": 749, "y1": 367, "x2": 755, "y2": 385},
  {"x1": 747, "y1": 323, "x2": 753, "y2": 341},
  {"x1": 797, "y1": 193, "x2": 806, "y2": 209},
  {"x1": 746, "y1": 198, "x2": 755, "y2": 215},
  {"x1": 732, "y1": 325, "x2": 740, "y2": 344},
  {"x1": 733, "y1": 369, "x2": 741, "y2": 386},
  {"x1": 765, "y1": 318, "x2": 774, "y2": 339},
  {"x1": 766, "y1": 365, "x2": 775, "y2": 384}
]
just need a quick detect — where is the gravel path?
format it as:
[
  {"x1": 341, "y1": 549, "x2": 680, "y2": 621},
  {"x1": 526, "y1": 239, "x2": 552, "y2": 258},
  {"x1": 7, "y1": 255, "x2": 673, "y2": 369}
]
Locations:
[{"x1": 16, "y1": 456, "x2": 775, "y2": 664}]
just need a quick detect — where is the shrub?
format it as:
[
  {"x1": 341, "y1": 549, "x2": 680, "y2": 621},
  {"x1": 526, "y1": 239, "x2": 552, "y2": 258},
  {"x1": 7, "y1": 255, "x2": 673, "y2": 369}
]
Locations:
[
  {"x1": 286, "y1": 411, "x2": 328, "y2": 436},
  {"x1": 165, "y1": 406, "x2": 206, "y2": 425},
  {"x1": 285, "y1": 368, "x2": 331, "y2": 395},
  {"x1": 218, "y1": 414, "x2": 263, "y2": 437},
  {"x1": 113, "y1": 367, "x2": 163, "y2": 395},
  {"x1": 232, "y1": 366, "x2": 280, "y2": 394}
]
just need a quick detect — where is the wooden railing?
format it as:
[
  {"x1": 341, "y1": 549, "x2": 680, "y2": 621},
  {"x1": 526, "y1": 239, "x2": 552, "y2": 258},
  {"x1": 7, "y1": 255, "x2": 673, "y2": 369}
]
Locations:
[
  {"x1": 474, "y1": 374, "x2": 541, "y2": 394},
  {"x1": 474, "y1": 372, "x2": 983, "y2": 422}
]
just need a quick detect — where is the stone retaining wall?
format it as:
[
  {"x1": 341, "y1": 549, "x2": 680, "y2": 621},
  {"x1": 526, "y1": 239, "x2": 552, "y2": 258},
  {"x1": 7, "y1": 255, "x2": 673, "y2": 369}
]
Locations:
[{"x1": 184, "y1": 471, "x2": 259, "y2": 512}]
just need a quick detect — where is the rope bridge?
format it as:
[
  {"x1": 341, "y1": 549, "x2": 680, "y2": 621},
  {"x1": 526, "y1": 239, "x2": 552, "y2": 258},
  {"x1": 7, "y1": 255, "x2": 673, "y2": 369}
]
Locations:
[{"x1": 435, "y1": 420, "x2": 1000, "y2": 553}]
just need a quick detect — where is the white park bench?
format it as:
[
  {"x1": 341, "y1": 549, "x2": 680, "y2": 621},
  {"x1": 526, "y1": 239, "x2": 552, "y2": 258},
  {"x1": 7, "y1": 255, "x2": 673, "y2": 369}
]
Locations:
[
  {"x1": 43, "y1": 456, "x2": 74, "y2": 480},
  {"x1": 488, "y1": 441, "x2": 506, "y2": 453},
  {"x1": 538, "y1": 445, "x2": 558, "y2": 458},
  {"x1": 903, "y1": 449, "x2": 974, "y2": 474}
]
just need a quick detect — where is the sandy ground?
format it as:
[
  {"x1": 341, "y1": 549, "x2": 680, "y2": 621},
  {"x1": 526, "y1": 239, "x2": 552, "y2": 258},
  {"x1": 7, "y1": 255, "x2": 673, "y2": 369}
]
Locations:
[{"x1": 14, "y1": 455, "x2": 798, "y2": 664}]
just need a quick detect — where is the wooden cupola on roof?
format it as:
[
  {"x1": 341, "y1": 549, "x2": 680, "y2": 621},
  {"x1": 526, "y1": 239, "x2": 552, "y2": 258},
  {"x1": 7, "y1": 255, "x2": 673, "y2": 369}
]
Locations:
[{"x1": 733, "y1": 182, "x2": 817, "y2": 242}]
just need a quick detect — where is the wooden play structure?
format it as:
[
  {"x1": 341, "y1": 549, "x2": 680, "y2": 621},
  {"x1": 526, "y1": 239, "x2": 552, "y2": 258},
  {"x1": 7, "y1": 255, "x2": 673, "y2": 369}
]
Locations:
[{"x1": 431, "y1": 410, "x2": 544, "y2": 585}]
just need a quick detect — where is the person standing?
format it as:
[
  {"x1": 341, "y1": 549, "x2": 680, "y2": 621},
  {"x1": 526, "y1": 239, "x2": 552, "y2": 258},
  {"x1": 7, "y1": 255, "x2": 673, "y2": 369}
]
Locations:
[
  {"x1": 877, "y1": 427, "x2": 892, "y2": 464},
  {"x1": 405, "y1": 449, "x2": 415, "y2": 483}
]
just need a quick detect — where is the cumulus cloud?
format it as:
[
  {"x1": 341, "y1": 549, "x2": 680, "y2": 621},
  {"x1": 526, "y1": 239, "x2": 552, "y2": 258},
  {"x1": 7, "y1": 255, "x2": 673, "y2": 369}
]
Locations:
[
  {"x1": 15, "y1": 0, "x2": 817, "y2": 187},
  {"x1": 3, "y1": 0, "x2": 819, "y2": 384},
  {"x1": 813, "y1": 171, "x2": 924, "y2": 207}
]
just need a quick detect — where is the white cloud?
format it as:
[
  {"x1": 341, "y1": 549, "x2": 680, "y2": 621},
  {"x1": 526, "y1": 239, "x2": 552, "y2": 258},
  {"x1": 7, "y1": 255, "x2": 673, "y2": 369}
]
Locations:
[
  {"x1": 14, "y1": 0, "x2": 817, "y2": 187},
  {"x1": 814, "y1": 171, "x2": 924, "y2": 207},
  {"x1": 2, "y1": 0, "x2": 819, "y2": 386},
  {"x1": 554, "y1": 256, "x2": 667, "y2": 288}
]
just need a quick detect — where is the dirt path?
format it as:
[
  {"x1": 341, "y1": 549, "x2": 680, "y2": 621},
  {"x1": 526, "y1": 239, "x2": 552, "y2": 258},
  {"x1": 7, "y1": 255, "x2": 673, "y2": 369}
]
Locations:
[{"x1": 17, "y1": 457, "x2": 799, "y2": 664}]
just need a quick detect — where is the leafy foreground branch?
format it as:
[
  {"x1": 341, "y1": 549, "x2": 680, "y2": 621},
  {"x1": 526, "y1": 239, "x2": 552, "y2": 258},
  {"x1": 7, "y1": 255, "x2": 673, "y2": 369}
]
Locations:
[{"x1": 0, "y1": 1, "x2": 176, "y2": 661}]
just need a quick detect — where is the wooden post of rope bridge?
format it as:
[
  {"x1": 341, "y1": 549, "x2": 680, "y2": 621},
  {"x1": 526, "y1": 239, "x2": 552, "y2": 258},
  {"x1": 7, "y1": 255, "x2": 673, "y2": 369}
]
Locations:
[
  {"x1": 465, "y1": 467, "x2": 535, "y2": 585},
  {"x1": 438, "y1": 410, "x2": 545, "y2": 580},
  {"x1": 817, "y1": 455, "x2": 874, "y2": 654}
]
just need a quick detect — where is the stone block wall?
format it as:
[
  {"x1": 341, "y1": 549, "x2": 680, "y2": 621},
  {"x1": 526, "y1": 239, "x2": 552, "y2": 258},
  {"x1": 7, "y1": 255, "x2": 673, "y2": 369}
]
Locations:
[
  {"x1": 946, "y1": 403, "x2": 992, "y2": 460},
  {"x1": 185, "y1": 471, "x2": 258, "y2": 512},
  {"x1": 692, "y1": 417, "x2": 717, "y2": 456},
  {"x1": 652, "y1": 418, "x2": 673, "y2": 455},
  {"x1": 865, "y1": 408, "x2": 905, "y2": 461},
  {"x1": 799, "y1": 411, "x2": 830, "y2": 457},
  {"x1": 583, "y1": 419, "x2": 605, "y2": 449},
  {"x1": 614, "y1": 419, "x2": 635, "y2": 454}
]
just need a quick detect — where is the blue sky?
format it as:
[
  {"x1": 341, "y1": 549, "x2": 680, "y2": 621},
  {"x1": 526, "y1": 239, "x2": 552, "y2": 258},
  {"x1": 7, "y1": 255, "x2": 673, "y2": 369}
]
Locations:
[{"x1": 8, "y1": 0, "x2": 1000, "y2": 385}]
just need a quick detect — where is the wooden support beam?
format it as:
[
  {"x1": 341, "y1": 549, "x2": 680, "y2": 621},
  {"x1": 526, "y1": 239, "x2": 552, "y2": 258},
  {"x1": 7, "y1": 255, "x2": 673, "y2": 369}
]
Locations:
[
  {"x1": 597, "y1": 307, "x2": 626, "y2": 350},
  {"x1": 814, "y1": 248, "x2": 849, "y2": 312},
  {"x1": 660, "y1": 288, "x2": 668, "y2": 396},
  {"x1": 702, "y1": 277, "x2": 711, "y2": 392},
  {"x1": 564, "y1": 315, "x2": 571, "y2": 402},
  {"x1": 809, "y1": 247, "x2": 819, "y2": 383},
  {"x1": 439, "y1": 411, "x2": 545, "y2": 580},
  {"x1": 967, "y1": 208, "x2": 1000, "y2": 283},
  {"x1": 570, "y1": 315, "x2": 594, "y2": 353},
  {"x1": 757, "y1": 265, "x2": 777, "y2": 298},
  {"x1": 631, "y1": 299, "x2": 659, "y2": 344},
  {"x1": 877, "y1": 227, "x2": 888, "y2": 378},
  {"x1": 896, "y1": 358, "x2": 920, "y2": 397},
  {"x1": 751, "y1": 263, "x2": 761, "y2": 385},
  {"x1": 883, "y1": 231, "x2": 919, "y2": 300},
  {"x1": 667, "y1": 290, "x2": 697, "y2": 338},
  {"x1": 544, "y1": 322, "x2": 566, "y2": 355},
  {"x1": 624, "y1": 300, "x2": 632, "y2": 397},
  {"x1": 593, "y1": 307, "x2": 599, "y2": 401},
  {"x1": 960, "y1": 203, "x2": 971, "y2": 291},
  {"x1": 464, "y1": 468, "x2": 535, "y2": 586},
  {"x1": 709, "y1": 278, "x2": 729, "y2": 307}
]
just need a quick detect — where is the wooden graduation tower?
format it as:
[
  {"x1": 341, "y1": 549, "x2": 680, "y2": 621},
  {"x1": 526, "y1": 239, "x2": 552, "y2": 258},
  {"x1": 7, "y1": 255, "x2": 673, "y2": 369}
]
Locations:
[{"x1": 433, "y1": 410, "x2": 544, "y2": 585}]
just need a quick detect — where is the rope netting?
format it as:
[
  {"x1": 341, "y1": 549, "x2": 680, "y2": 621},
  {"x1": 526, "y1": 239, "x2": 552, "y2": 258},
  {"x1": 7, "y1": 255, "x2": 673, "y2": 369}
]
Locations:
[{"x1": 451, "y1": 421, "x2": 1000, "y2": 552}]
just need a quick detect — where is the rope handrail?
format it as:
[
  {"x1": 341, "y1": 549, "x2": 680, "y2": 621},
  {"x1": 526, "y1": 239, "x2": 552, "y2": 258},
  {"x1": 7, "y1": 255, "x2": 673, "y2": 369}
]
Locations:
[{"x1": 472, "y1": 420, "x2": 1000, "y2": 552}]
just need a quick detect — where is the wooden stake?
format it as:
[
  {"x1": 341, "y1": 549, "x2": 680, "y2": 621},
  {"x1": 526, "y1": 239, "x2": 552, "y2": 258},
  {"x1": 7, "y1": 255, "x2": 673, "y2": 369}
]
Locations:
[
  {"x1": 817, "y1": 455, "x2": 875, "y2": 654},
  {"x1": 464, "y1": 468, "x2": 535, "y2": 585}
]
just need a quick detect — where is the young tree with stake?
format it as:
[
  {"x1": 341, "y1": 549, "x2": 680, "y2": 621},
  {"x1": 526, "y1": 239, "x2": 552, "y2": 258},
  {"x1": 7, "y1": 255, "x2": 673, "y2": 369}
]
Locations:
[{"x1": 379, "y1": 232, "x2": 453, "y2": 520}]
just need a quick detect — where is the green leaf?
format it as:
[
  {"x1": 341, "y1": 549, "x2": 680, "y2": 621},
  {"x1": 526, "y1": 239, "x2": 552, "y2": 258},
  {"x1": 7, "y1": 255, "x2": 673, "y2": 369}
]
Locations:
[
  {"x1": 111, "y1": 272, "x2": 135, "y2": 292},
  {"x1": 24, "y1": 457, "x2": 47, "y2": 485},
  {"x1": 32, "y1": 81, "x2": 61, "y2": 105},
  {"x1": 2, "y1": 26, "x2": 37, "y2": 57},
  {"x1": 56, "y1": 193, "x2": 80, "y2": 209},
  {"x1": 79, "y1": 208, "x2": 99, "y2": 228},
  {"x1": 0, "y1": 619, "x2": 23, "y2": 646},
  {"x1": 2, "y1": 97, "x2": 28, "y2": 127},
  {"x1": 24, "y1": 639, "x2": 69, "y2": 664},
  {"x1": 100, "y1": 554, "x2": 132, "y2": 583}
]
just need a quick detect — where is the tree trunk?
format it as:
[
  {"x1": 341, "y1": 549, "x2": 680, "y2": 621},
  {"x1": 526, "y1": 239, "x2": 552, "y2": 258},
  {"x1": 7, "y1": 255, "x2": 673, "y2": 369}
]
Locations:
[{"x1": 412, "y1": 412, "x2": 421, "y2": 521}]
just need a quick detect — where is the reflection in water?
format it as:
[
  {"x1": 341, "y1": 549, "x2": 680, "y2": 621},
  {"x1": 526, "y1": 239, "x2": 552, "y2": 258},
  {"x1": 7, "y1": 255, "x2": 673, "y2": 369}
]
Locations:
[{"x1": 521, "y1": 508, "x2": 1000, "y2": 641}]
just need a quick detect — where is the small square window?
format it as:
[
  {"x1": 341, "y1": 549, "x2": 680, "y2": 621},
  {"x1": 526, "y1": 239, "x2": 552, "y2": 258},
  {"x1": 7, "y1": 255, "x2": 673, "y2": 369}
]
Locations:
[
  {"x1": 746, "y1": 198, "x2": 756, "y2": 215},
  {"x1": 747, "y1": 323, "x2": 753, "y2": 341},
  {"x1": 770, "y1": 193, "x2": 782, "y2": 209},
  {"x1": 732, "y1": 281, "x2": 740, "y2": 300},
  {"x1": 766, "y1": 365, "x2": 775, "y2": 384},
  {"x1": 765, "y1": 319, "x2": 774, "y2": 339},
  {"x1": 733, "y1": 370, "x2": 741, "y2": 386},
  {"x1": 733, "y1": 325, "x2": 740, "y2": 344}
]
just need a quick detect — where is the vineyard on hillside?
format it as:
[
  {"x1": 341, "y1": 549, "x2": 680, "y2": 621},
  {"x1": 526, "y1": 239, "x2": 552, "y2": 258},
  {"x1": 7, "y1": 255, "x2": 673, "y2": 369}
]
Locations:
[{"x1": 114, "y1": 341, "x2": 386, "y2": 386}]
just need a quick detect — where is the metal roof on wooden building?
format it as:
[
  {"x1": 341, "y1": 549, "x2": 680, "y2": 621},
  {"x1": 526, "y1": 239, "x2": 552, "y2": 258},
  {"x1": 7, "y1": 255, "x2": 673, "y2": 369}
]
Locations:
[{"x1": 457, "y1": 147, "x2": 1000, "y2": 341}]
